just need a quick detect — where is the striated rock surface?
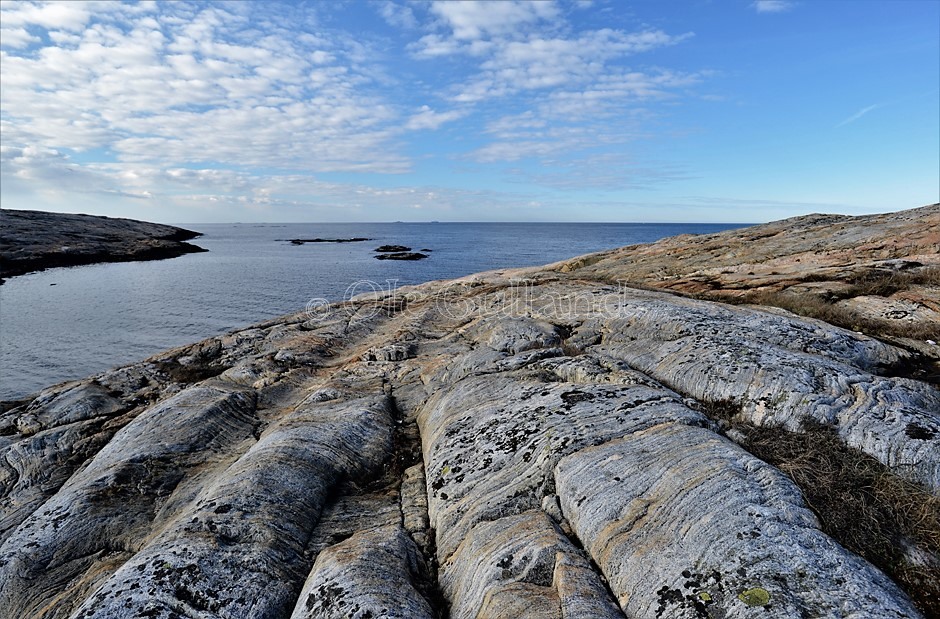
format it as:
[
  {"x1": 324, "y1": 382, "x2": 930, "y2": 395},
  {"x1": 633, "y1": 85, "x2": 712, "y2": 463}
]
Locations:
[
  {"x1": 554, "y1": 203, "x2": 940, "y2": 351},
  {"x1": 0, "y1": 208, "x2": 206, "y2": 282},
  {"x1": 1, "y1": 205, "x2": 938, "y2": 618}
]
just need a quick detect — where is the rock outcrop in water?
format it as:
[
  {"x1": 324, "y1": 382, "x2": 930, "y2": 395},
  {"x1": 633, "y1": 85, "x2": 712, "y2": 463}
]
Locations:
[
  {"x1": 0, "y1": 209, "x2": 206, "y2": 282},
  {"x1": 1, "y1": 205, "x2": 938, "y2": 618}
]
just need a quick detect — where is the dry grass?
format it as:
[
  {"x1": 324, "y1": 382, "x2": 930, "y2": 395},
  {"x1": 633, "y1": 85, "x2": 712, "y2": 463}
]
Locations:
[
  {"x1": 672, "y1": 265, "x2": 940, "y2": 341},
  {"x1": 730, "y1": 418, "x2": 940, "y2": 616},
  {"x1": 843, "y1": 265, "x2": 940, "y2": 298},
  {"x1": 728, "y1": 288, "x2": 940, "y2": 342}
]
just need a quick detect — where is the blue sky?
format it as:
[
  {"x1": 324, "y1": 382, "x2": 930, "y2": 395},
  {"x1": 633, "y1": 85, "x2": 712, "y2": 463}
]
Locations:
[{"x1": 1, "y1": 0, "x2": 937, "y2": 223}]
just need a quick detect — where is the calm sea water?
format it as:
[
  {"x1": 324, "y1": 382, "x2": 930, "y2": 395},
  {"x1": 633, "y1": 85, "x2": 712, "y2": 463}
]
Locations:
[{"x1": 0, "y1": 222, "x2": 742, "y2": 399}]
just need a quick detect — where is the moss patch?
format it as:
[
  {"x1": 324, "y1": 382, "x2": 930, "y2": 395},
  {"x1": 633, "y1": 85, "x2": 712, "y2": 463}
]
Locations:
[{"x1": 737, "y1": 587, "x2": 770, "y2": 607}]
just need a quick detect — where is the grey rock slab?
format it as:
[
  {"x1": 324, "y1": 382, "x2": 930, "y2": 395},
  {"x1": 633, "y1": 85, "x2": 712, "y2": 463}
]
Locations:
[
  {"x1": 65, "y1": 395, "x2": 394, "y2": 619},
  {"x1": 439, "y1": 510, "x2": 623, "y2": 619},
  {"x1": 0, "y1": 382, "x2": 134, "y2": 544},
  {"x1": 291, "y1": 524, "x2": 434, "y2": 619},
  {"x1": 416, "y1": 369, "x2": 713, "y2": 615},
  {"x1": 554, "y1": 423, "x2": 923, "y2": 618},
  {"x1": 0, "y1": 384, "x2": 258, "y2": 618},
  {"x1": 596, "y1": 292, "x2": 940, "y2": 489},
  {"x1": 464, "y1": 315, "x2": 563, "y2": 354}
]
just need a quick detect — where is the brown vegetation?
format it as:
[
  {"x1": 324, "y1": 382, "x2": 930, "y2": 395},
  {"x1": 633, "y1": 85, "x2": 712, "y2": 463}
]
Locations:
[
  {"x1": 702, "y1": 399, "x2": 940, "y2": 617},
  {"x1": 709, "y1": 266, "x2": 940, "y2": 343}
]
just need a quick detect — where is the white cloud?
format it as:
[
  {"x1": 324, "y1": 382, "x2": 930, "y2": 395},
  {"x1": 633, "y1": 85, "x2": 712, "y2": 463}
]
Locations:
[
  {"x1": 751, "y1": 1, "x2": 793, "y2": 13},
  {"x1": 376, "y1": 1, "x2": 417, "y2": 29},
  {"x1": 0, "y1": 143, "x2": 556, "y2": 221},
  {"x1": 0, "y1": 1, "x2": 94, "y2": 32},
  {"x1": 467, "y1": 68, "x2": 702, "y2": 164},
  {"x1": 453, "y1": 30, "x2": 692, "y2": 102},
  {"x1": 0, "y1": 1, "x2": 712, "y2": 218},
  {"x1": 836, "y1": 103, "x2": 881, "y2": 128},
  {"x1": 0, "y1": 26, "x2": 40, "y2": 48},
  {"x1": 429, "y1": 0, "x2": 559, "y2": 42},
  {"x1": 404, "y1": 1, "x2": 700, "y2": 189},
  {"x1": 414, "y1": 25, "x2": 693, "y2": 103},
  {"x1": 409, "y1": 33, "x2": 463, "y2": 57},
  {"x1": 0, "y1": 2, "x2": 411, "y2": 173},
  {"x1": 405, "y1": 106, "x2": 466, "y2": 130}
]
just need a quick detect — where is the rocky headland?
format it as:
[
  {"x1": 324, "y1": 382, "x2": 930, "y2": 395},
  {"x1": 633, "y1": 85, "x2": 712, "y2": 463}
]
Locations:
[
  {"x1": 1, "y1": 205, "x2": 938, "y2": 618},
  {"x1": 0, "y1": 209, "x2": 207, "y2": 282}
]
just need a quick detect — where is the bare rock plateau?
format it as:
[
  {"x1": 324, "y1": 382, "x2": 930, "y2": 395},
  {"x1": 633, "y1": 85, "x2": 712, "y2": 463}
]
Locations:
[
  {"x1": 1, "y1": 204, "x2": 938, "y2": 618},
  {"x1": 0, "y1": 209, "x2": 206, "y2": 282}
]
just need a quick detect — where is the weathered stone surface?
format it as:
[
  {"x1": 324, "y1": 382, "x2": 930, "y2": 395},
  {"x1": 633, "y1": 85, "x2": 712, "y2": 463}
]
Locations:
[
  {"x1": 554, "y1": 202, "x2": 940, "y2": 347},
  {"x1": 439, "y1": 511, "x2": 623, "y2": 619},
  {"x1": 0, "y1": 385, "x2": 258, "y2": 617},
  {"x1": 0, "y1": 382, "x2": 133, "y2": 544},
  {"x1": 291, "y1": 525, "x2": 433, "y2": 619},
  {"x1": 555, "y1": 423, "x2": 921, "y2": 618},
  {"x1": 66, "y1": 395, "x2": 394, "y2": 619},
  {"x1": 0, "y1": 208, "x2": 206, "y2": 281},
  {"x1": 1, "y1": 205, "x2": 936, "y2": 618},
  {"x1": 594, "y1": 289, "x2": 940, "y2": 489}
]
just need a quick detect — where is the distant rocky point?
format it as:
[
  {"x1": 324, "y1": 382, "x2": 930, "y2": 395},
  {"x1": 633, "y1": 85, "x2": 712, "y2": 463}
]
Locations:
[
  {"x1": 1, "y1": 204, "x2": 937, "y2": 618},
  {"x1": 0, "y1": 209, "x2": 206, "y2": 282}
]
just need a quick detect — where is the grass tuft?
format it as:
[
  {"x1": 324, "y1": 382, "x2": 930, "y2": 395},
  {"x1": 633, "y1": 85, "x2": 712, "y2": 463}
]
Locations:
[{"x1": 733, "y1": 419, "x2": 940, "y2": 616}]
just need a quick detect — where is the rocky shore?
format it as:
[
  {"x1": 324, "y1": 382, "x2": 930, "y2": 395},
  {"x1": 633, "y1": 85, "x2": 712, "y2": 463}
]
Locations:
[
  {"x1": 1, "y1": 205, "x2": 938, "y2": 618},
  {"x1": 0, "y1": 209, "x2": 206, "y2": 282}
]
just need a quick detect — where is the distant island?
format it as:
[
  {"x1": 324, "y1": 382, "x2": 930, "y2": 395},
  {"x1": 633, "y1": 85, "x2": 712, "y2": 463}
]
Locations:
[
  {"x1": 285, "y1": 237, "x2": 372, "y2": 245},
  {"x1": 0, "y1": 209, "x2": 207, "y2": 283}
]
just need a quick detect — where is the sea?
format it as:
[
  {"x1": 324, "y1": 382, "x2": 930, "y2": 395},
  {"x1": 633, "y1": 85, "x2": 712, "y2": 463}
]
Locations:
[{"x1": 0, "y1": 222, "x2": 744, "y2": 400}]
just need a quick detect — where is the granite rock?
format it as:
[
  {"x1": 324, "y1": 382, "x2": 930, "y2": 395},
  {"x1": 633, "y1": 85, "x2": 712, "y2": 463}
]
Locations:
[
  {"x1": 1, "y1": 205, "x2": 937, "y2": 618},
  {"x1": 0, "y1": 208, "x2": 206, "y2": 281}
]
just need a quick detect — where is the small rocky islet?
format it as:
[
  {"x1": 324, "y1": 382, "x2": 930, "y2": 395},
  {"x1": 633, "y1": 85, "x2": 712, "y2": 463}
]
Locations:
[
  {"x1": 1, "y1": 204, "x2": 938, "y2": 618},
  {"x1": 285, "y1": 240, "x2": 430, "y2": 260},
  {"x1": 374, "y1": 245, "x2": 430, "y2": 261}
]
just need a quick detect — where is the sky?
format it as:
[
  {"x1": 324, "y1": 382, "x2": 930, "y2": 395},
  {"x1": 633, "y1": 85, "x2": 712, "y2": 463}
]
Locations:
[{"x1": 0, "y1": 0, "x2": 938, "y2": 223}]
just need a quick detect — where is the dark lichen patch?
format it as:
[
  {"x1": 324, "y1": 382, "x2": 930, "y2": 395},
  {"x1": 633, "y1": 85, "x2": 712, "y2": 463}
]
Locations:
[
  {"x1": 306, "y1": 582, "x2": 346, "y2": 611},
  {"x1": 905, "y1": 422, "x2": 936, "y2": 440},
  {"x1": 560, "y1": 390, "x2": 595, "y2": 408},
  {"x1": 173, "y1": 583, "x2": 220, "y2": 613},
  {"x1": 657, "y1": 568, "x2": 774, "y2": 618},
  {"x1": 153, "y1": 358, "x2": 227, "y2": 384}
]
